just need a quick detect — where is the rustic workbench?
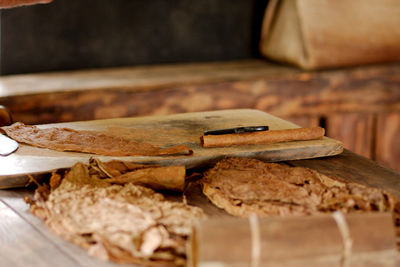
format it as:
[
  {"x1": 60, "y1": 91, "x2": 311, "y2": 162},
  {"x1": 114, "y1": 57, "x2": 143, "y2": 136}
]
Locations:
[
  {"x1": 0, "y1": 149, "x2": 399, "y2": 267},
  {"x1": 1, "y1": 60, "x2": 399, "y2": 171}
]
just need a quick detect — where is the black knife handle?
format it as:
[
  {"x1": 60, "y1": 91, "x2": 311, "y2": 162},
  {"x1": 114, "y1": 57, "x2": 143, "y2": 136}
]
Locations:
[{"x1": 204, "y1": 126, "x2": 269, "y2": 136}]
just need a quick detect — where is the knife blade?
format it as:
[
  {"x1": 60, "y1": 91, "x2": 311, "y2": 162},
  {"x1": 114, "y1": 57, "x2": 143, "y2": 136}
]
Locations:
[{"x1": 0, "y1": 134, "x2": 19, "y2": 156}]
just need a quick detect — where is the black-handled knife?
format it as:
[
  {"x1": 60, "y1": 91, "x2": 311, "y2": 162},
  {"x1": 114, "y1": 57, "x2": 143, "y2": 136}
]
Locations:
[{"x1": 204, "y1": 125, "x2": 269, "y2": 136}]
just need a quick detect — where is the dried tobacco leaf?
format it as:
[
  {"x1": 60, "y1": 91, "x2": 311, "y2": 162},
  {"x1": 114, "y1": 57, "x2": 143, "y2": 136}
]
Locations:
[
  {"x1": 89, "y1": 158, "x2": 158, "y2": 177},
  {"x1": 28, "y1": 161, "x2": 206, "y2": 266},
  {"x1": 107, "y1": 166, "x2": 185, "y2": 191},
  {"x1": 2, "y1": 122, "x2": 193, "y2": 156},
  {"x1": 49, "y1": 171, "x2": 62, "y2": 190},
  {"x1": 88, "y1": 158, "x2": 186, "y2": 191},
  {"x1": 202, "y1": 157, "x2": 399, "y2": 217}
]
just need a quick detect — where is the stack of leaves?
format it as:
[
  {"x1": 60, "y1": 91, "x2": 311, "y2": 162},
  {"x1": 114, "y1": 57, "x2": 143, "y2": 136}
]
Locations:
[
  {"x1": 202, "y1": 157, "x2": 400, "y2": 217},
  {"x1": 26, "y1": 159, "x2": 206, "y2": 266},
  {"x1": 202, "y1": 157, "x2": 400, "y2": 248}
]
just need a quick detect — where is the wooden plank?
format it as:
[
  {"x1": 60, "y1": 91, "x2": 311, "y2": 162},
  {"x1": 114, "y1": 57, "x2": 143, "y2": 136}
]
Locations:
[
  {"x1": 0, "y1": 109, "x2": 342, "y2": 188},
  {"x1": 0, "y1": 200, "x2": 81, "y2": 267},
  {"x1": 288, "y1": 149, "x2": 400, "y2": 199},
  {"x1": 283, "y1": 116, "x2": 320, "y2": 128},
  {"x1": 0, "y1": 190, "x2": 126, "y2": 267},
  {"x1": 376, "y1": 112, "x2": 400, "y2": 172},
  {"x1": 0, "y1": 60, "x2": 299, "y2": 97},
  {"x1": 326, "y1": 113, "x2": 374, "y2": 158},
  {"x1": 0, "y1": 61, "x2": 399, "y2": 125}
]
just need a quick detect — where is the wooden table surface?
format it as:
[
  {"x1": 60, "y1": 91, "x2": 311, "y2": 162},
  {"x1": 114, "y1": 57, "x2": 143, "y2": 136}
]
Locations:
[
  {"x1": 1, "y1": 149, "x2": 400, "y2": 267},
  {"x1": 1, "y1": 60, "x2": 399, "y2": 171}
]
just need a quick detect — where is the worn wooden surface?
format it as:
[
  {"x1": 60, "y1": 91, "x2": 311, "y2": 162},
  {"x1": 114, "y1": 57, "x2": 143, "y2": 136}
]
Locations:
[
  {"x1": 376, "y1": 113, "x2": 400, "y2": 171},
  {"x1": 0, "y1": 60, "x2": 399, "y2": 170},
  {"x1": 191, "y1": 213, "x2": 398, "y2": 267},
  {"x1": 0, "y1": 149, "x2": 399, "y2": 267},
  {"x1": 289, "y1": 150, "x2": 400, "y2": 199},
  {"x1": 0, "y1": 200, "x2": 85, "y2": 267},
  {"x1": 1, "y1": 60, "x2": 399, "y2": 123},
  {"x1": 285, "y1": 116, "x2": 320, "y2": 129},
  {"x1": 0, "y1": 109, "x2": 342, "y2": 188},
  {"x1": 326, "y1": 113, "x2": 374, "y2": 158}
]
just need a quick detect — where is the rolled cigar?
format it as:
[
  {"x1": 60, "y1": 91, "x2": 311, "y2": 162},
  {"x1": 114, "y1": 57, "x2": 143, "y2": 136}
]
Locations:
[
  {"x1": 188, "y1": 213, "x2": 398, "y2": 267},
  {"x1": 200, "y1": 126, "x2": 325, "y2": 148}
]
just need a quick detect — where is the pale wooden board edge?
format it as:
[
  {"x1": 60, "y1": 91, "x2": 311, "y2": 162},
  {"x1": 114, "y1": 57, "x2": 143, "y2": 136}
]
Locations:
[
  {"x1": 0, "y1": 139, "x2": 343, "y2": 189},
  {"x1": 0, "y1": 200, "x2": 84, "y2": 267},
  {"x1": 0, "y1": 109, "x2": 343, "y2": 188}
]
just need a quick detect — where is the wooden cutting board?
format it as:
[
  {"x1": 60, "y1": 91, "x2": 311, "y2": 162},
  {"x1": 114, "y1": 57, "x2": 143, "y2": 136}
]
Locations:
[{"x1": 0, "y1": 109, "x2": 343, "y2": 188}]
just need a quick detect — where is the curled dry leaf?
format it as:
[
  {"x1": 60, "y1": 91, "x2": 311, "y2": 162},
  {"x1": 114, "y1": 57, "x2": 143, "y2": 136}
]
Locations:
[
  {"x1": 27, "y1": 161, "x2": 206, "y2": 266},
  {"x1": 107, "y1": 166, "x2": 186, "y2": 192},
  {"x1": 89, "y1": 158, "x2": 186, "y2": 192},
  {"x1": 202, "y1": 157, "x2": 399, "y2": 217},
  {"x1": 90, "y1": 158, "x2": 157, "y2": 177}
]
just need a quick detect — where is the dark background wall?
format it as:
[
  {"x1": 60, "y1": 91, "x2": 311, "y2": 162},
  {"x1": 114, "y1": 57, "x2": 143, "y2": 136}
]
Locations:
[{"x1": 0, "y1": 0, "x2": 268, "y2": 75}]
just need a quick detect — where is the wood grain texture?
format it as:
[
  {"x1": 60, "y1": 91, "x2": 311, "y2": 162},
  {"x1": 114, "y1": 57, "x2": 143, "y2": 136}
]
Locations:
[
  {"x1": 326, "y1": 113, "x2": 374, "y2": 159},
  {"x1": 0, "y1": 189, "x2": 126, "y2": 267},
  {"x1": 288, "y1": 149, "x2": 400, "y2": 199},
  {"x1": 376, "y1": 113, "x2": 400, "y2": 171},
  {"x1": 0, "y1": 200, "x2": 82, "y2": 267},
  {"x1": 0, "y1": 60, "x2": 299, "y2": 97},
  {"x1": 0, "y1": 61, "x2": 399, "y2": 125},
  {"x1": 284, "y1": 116, "x2": 320, "y2": 128},
  {"x1": 0, "y1": 60, "x2": 399, "y2": 172},
  {"x1": 0, "y1": 109, "x2": 342, "y2": 188}
]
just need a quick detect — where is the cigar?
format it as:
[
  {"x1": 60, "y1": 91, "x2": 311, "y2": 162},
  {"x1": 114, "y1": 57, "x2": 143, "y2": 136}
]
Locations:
[{"x1": 200, "y1": 127, "x2": 325, "y2": 148}]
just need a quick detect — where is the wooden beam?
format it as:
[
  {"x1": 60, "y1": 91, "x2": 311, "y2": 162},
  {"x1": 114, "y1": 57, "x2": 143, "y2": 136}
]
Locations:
[
  {"x1": 0, "y1": 61, "x2": 399, "y2": 124},
  {"x1": 326, "y1": 113, "x2": 374, "y2": 159},
  {"x1": 376, "y1": 112, "x2": 400, "y2": 172},
  {"x1": 0, "y1": 60, "x2": 300, "y2": 97},
  {"x1": 283, "y1": 115, "x2": 320, "y2": 128}
]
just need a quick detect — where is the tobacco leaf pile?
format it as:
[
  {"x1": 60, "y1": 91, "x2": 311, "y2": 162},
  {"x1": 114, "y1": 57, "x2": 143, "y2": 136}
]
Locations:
[
  {"x1": 202, "y1": 157, "x2": 400, "y2": 229},
  {"x1": 27, "y1": 156, "x2": 400, "y2": 265},
  {"x1": 202, "y1": 157, "x2": 400, "y2": 249},
  {"x1": 26, "y1": 159, "x2": 205, "y2": 266}
]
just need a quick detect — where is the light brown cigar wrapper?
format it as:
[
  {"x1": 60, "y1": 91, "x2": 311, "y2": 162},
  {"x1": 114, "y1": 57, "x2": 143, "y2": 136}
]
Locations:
[
  {"x1": 200, "y1": 127, "x2": 325, "y2": 148},
  {"x1": 107, "y1": 166, "x2": 186, "y2": 192},
  {"x1": 188, "y1": 213, "x2": 398, "y2": 267}
]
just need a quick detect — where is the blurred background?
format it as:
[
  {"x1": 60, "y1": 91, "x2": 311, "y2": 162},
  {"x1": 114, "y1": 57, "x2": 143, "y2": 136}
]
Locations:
[
  {"x1": 0, "y1": 0, "x2": 399, "y2": 171},
  {"x1": 1, "y1": 0, "x2": 268, "y2": 74}
]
